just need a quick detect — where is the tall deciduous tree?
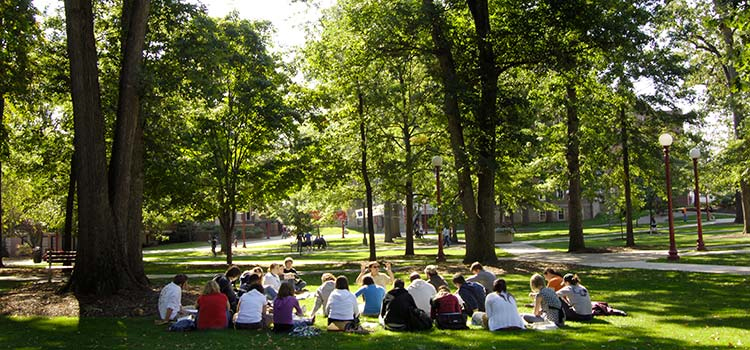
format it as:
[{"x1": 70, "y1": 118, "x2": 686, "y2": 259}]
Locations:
[
  {"x1": 63, "y1": 0, "x2": 150, "y2": 294},
  {"x1": 0, "y1": 0, "x2": 39, "y2": 268}
]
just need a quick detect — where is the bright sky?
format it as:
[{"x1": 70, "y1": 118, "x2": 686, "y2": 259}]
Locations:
[{"x1": 33, "y1": 0, "x2": 333, "y2": 53}]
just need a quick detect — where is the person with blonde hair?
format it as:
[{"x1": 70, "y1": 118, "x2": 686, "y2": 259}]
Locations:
[
  {"x1": 521, "y1": 273, "x2": 563, "y2": 326},
  {"x1": 196, "y1": 280, "x2": 230, "y2": 330},
  {"x1": 311, "y1": 273, "x2": 336, "y2": 316}
]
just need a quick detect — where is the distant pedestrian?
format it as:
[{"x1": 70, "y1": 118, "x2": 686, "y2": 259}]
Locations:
[
  {"x1": 442, "y1": 227, "x2": 451, "y2": 247},
  {"x1": 681, "y1": 207, "x2": 687, "y2": 222},
  {"x1": 210, "y1": 236, "x2": 218, "y2": 257}
]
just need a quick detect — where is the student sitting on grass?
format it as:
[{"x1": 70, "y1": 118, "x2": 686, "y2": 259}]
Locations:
[
  {"x1": 325, "y1": 276, "x2": 359, "y2": 326},
  {"x1": 466, "y1": 262, "x2": 496, "y2": 293},
  {"x1": 356, "y1": 261, "x2": 395, "y2": 288},
  {"x1": 197, "y1": 280, "x2": 230, "y2": 330},
  {"x1": 311, "y1": 273, "x2": 336, "y2": 316},
  {"x1": 424, "y1": 265, "x2": 448, "y2": 290},
  {"x1": 213, "y1": 265, "x2": 241, "y2": 312},
  {"x1": 406, "y1": 272, "x2": 436, "y2": 315},
  {"x1": 355, "y1": 276, "x2": 386, "y2": 316},
  {"x1": 283, "y1": 257, "x2": 307, "y2": 292},
  {"x1": 157, "y1": 274, "x2": 188, "y2": 324},
  {"x1": 273, "y1": 283, "x2": 305, "y2": 333},
  {"x1": 543, "y1": 268, "x2": 565, "y2": 292},
  {"x1": 234, "y1": 283, "x2": 269, "y2": 330},
  {"x1": 381, "y1": 279, "x2": 431, "y2": 331},
  {"x1": 556, "y1": 273, "x2": 593, "y2": 322},
  {"x1": 483, "y1": 279, "x2": 524, "y2": 331},
  {"x1": 452, "y1": 273, "x2": 486, "y2": 316},
  {"x1": 430, "y1": 285, "x2": 467, "y2": 330},
  {"x1": 521, "y1": 274, "x2": 563, "y2": 327},
  {"x1": 264, "y1": 263, "x2": 283, "y2": 300}
]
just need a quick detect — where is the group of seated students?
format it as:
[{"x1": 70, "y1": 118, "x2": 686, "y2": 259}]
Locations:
[{"x1": 157, "y1": 260, "x2": 592, "y2": 332}]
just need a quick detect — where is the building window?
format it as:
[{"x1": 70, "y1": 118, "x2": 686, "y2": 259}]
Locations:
[
  {"x1": 538, "y1": 211, "x2": 546, "y2": 221},
  {"x1": 556, "y1": 190, "x2": 564, "y2": 199},
  {"x1": 558, "y1": 209, "x2": 565, "y2": 220}
]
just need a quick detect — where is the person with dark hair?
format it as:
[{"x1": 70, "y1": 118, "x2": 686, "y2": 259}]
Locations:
[
  {"x1": 238, "y1": 271, "x2": 261, "y2": 297},
  {"x1": 157, "y1": 274, "x2": 189, "y2": 323},
  {"x1": 452, "y1": 273, "x2": 486, "y2": 316},
  {"x1": 355, "y1": 276, "x2": 386, "y2": 316},
  {"x1": 406, "y1": 272, "x2": 436, "y2": 315},
  {"x1": 381, "y1": 279, "x2": 431, "y2": 331},
  {"x1": 484, "y1": 279, "x2": 524, "y2": 331},
  {"x1": 542, "y1": 268, "x2": 565, "y2": 291},
  {"x1": 424, "y1": 265, "x2": 448, "y2": 290},
  {"x1": 282, "y1": 257, "x2": 308, "y2": 292},
  {"x1": 556, "y1": 273, "x2": 592, "y2": 322},
  {"x1": 311, "y1": 273, "x2": 336, "y2": 316},
  {"x1": 273, "y1": 283, "x2": 304, "y2": 333},
  {"x1": 197, "y1": 280, "x2": 230, "y2": 330},
  {"x1": 466, "y1": 262, "x2": 496, "y2": 292},
  {"x1": 213, "y1": 265, "x2": 242, "y2": 312},
  {"x1": 234, "y1": 283, "x2": 269, "y2": 330},
  {"x1": 325, "y1": 276, "x2": 359, "y2": 324},
  {"x1": 356, "y1": 261, "x2": 395, "y2": 288},
  {"x1": 430, "y1": 285, "x2": 467, "y2": 330}
]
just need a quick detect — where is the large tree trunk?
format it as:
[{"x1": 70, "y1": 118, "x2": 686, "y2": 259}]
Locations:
[
  {"x1": 64, "y1": 0, "x2": 150, "y2": 294},
  {"x1": 0, "y1": 95, "x2": 4, "y2": 267},
  {"x1": 127, "y1": 113, "x2": 148, "y2": 283},
  {"x1": 565, "y1": 84, "x2": 585, "y2": 252},
  {"x1": 466, "y1": 0, "x2": 498, "y2": 264},
  {"x1": 63, "y1": 151, "x2": 75, "y2": 254},
  {"x1": 422, "y1": 0, "x2": 480, "y2": 265},
  {"x1": 219, "y1": 209, "x2": 234, "y2": 264},
  {"x1": 621, "y1": 106, "x2": 635, "y2": 246},
  {"x1": 402, "y1": 77, "x2": 415, "y2": 255},
  {"x1": 65, "y1": 0, "x2": 125, "y2": 294},
  {"x1": 359, "y1": 91, "x2": 377, "y2": 261}
]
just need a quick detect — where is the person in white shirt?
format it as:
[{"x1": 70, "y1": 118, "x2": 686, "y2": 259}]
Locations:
[
  {"x1": 157, "y1": 274, "x2": 188, "y2": 323},
  {"x1": 263, "y1": 263, "x2": 283, "y2": 300},
  {"x1": 406, "y1": 272, "x2": 436, "y2": 315},
  {"x1": 484, "y1": 278, "x2": 524, "y2": 331},
  {"x1": 556, "y1": 273, "x2": 593, "y2": 321},
  {"x1": 234, "y1": 283, "x2": 269, "y2": 329},
  {"x1": 325, "y1": 276, "x2": 359, "y2": 324}
]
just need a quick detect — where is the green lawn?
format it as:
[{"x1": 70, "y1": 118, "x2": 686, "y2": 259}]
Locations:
[
  {"x1": 2, "y1": 267, "x2": 749, "y2": 349},
  {"x1": 650, "y1": 253, "x2": 750, "y2": 266}
]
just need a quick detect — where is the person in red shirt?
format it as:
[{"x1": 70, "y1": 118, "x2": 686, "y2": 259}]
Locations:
[
  {"x1": 430, "y1": 285, "x2": 467, "y2": 329},
  {"x1": 196, "y1": 280, "x2": 229, "y2": 330}
]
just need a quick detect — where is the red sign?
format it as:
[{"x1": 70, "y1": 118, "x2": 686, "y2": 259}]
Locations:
[{"x1": 335, "y1": 210, "x2": 348, "y2": 221}]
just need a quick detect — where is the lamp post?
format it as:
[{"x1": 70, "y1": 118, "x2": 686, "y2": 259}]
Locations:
[
  {"x1": 422, "y1": 198, "x2": 428, "y2": 235},
  {"x1": 659, "y1": 133, "x2": 679, "y2": 260},
  {"x1": 690, "y1": 148, "x2": 707, "y2": 251},
  {"x1": 432, "y1": 155, "x2": 446, "y2": 262}
]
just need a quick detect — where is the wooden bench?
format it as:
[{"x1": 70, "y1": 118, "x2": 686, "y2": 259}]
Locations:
[{"x1": 44, "y1": 250, "x2": 76, "y2": 282}]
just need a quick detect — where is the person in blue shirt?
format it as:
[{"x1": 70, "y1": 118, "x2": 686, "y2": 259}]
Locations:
[
  {"x1": 452, "y1": 273, "x2": 486, "y2": 316},
  {"x1": 355, "y1": 276, "x2": 386, "y2": 316}
]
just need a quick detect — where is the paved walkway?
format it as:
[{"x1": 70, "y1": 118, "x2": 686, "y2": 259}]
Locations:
[{"x1": 500, "y1": 217, "x2": 750, "y2": 275}]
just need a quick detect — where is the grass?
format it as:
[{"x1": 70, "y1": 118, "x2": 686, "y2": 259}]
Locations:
[
  {"x1": 650, "y1": 253, "x2": 750, "y2": 266},
  {"x1": 2, "y1": 267, "x2": 749, "y2": 349},
  {"x1": 532, "y1": 222, "x2": 750, "y2": 252}
]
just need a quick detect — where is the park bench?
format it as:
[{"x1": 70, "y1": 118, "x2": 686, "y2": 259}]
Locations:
[{"x1": 44, "y1": 250, "x2": 76, "y2": 282}]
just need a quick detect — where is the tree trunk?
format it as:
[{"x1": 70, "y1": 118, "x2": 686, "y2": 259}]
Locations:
[
  {"x1": 65, "y1": 0, "x2": 125, "y2": 294},
  {"x1": 0, "y1": 95, "x2": 4, "y2": 267},
  {"x1": 621, "y1": 106, "x2": 635, "y2": 246},
  {"x1": 565, "y1": 84, "x2": 585, "y2": 252},
  {"x1": 64, "y1": 0, "x2": 150, "y2": 294},
  {"x1": 219, "y1": 209, "x2": 234, "y2": 264},
  {"x1": 466, "y1": 0, "x2": 498, "y2": 264},
  {"x1": 359, "y1": 92, "x2": 376, "y2": 261},
  {"x1": 384, "y1": 201, "x2": 395, "y2": 243},
  {"x1": 109, "y1": 0, "x2": 150, "y2": 286},
  {"x1": 405, "y1": 181, "x2": 415, "y2": 255},
  {"x1": 742, "y1": 181, "x2": 750, "y2": 234},
  {"x1": 422, "y1": 0, "x2": 480, "y2": 264},
  {"x1": 402, "y1": 77, "x2": 415, "y2": 255},
  {"x1": 63, "y1": 151, "x2": 75, "y2": 255}
]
